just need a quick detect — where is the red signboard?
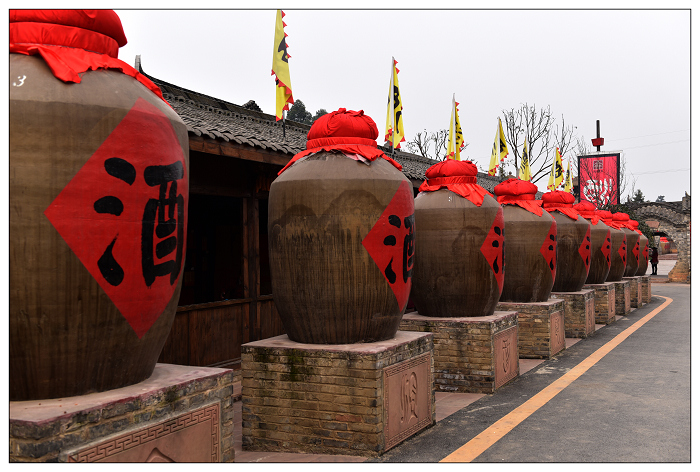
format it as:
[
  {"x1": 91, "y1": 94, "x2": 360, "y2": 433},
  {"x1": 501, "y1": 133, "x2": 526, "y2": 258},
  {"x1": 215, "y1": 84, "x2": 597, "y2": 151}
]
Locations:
[{"x1": 578, "y1": 153, "x2": 620, "y2": 207}]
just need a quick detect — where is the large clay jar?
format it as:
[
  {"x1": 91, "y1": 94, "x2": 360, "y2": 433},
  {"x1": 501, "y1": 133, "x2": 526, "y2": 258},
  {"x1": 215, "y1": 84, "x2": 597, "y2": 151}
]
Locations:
[
  {"x1": 574, "y1": 201, "x2": 612, "y2": 284},
  {"x1": 599, "y1": 211, "x2": 627, "y2": 281},
  {"x1": 10, "y1": 10, "x2": 189, "y2": 400},
  {"x1": 631, "y1": 220, "x2": 649, "y2": 275},
  {"x1": 268, "y1": 108, "x2": 414, "y2": 344},
  {"x1": 615, "y1": 213, "x2": 640, "y2": 277},
  {"x1": 494, "y1": 179, "x2": 557, "y2": 303},
  {"x1": 543, "y1": 191, "x2": 591, "y2": 292},
  {"x1": 411, "y1": 159, "x2": 504, "y2": 317}
]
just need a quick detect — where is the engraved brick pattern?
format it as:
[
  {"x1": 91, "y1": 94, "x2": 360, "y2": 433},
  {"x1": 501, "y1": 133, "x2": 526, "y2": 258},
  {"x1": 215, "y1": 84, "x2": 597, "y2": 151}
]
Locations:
[
  {"x1": 399, "y1": 312, "x2": 518, "y2": 394},
  {"x1": 240, "y1": 334, "x2": 434, "y2": 457},
  {"x1": 551, "y1": 290, "x2": 596, "y2": 338},
  {"x1": 583, "y1": 283, "x2": 616, "y2": 325},
  {"x1": 496, "y1": 301, "x2": 565, "y2": 359},
  {"x1": 9, "y1": 368, "x2": 236, "y2": 463},
  {"x1": 68, "y1": 404, "x2": 219, "y2": 462}
]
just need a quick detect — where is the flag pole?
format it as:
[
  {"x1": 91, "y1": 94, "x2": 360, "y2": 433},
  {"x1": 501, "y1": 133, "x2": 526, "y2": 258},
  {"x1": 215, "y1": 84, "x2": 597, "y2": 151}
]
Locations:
[{"x1": 390, "y1": 56, "x2": 395, "y2": 158}]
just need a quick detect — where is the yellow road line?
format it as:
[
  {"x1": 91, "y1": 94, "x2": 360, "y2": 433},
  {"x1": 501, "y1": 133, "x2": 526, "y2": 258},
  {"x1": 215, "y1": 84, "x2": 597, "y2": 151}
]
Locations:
[{"x1": 441, "y1": 295, "x2": 673, "y2": 463}]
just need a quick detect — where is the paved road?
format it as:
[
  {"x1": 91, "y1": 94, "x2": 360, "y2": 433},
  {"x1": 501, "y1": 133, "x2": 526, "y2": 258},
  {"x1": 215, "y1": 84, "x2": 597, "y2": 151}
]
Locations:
[{"x1": 372, "y1": 283, "x2": 690, "y2": 462}]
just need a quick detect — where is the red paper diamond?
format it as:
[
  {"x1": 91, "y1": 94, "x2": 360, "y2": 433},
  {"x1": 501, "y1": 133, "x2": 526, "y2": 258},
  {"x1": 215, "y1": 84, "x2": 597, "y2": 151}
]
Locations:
[
  {"x1": 578, "y1": 224, "x2": 592, "y2": 274},
  {"x1": 539, "y1": 220, "x2": 557, "y2": 284},
  {"x1": 618, "y1": 234, "x2": 627, "y2": 266},
  {"x1": 480, "y1": 208, "x2": 505, "y2": 293},
  {"x1": 632, "y1": 239, "x2": 640, "y2": 265},
  {"x1": 44, "y1": 98, "x2": 188, "y2": 338},
  {"x1": 362, "y1": 180, "x2": 414, "y2": 311},
  {"x1": 602, "y1": 229, "x2": 612, "y2": 268}
]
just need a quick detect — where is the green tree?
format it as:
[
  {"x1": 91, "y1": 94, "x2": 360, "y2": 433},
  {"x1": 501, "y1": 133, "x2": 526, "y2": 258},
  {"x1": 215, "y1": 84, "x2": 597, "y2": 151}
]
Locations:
[
  {"x1": 286, "y1": 99, "x2": 313, "y2": 125},
  {"x1": 632, "y1": 189, "x2": 646, "y2": 203},
  {"x1": 656, "y1": 195, "x2": 666, "y2": 202},
  {"x1": 312, "y1": 109, "x2": 328, "y2": 123}
]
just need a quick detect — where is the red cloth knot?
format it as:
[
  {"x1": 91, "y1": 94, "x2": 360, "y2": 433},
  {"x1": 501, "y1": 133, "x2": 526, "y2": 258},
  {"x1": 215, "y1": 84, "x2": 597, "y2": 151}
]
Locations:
[
  {"x1": 493, "y1": 178, "x2": 542, "y2": 216},
  {"x1": 279, "y1": 108, "x2": 402, "y2": 175},
  {"x1": 418, "y1": 159, "x2": 490, "y2": 206}
]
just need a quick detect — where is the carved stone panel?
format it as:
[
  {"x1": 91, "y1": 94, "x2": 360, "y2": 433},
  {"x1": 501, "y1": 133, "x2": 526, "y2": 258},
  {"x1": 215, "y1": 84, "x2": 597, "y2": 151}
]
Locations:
[
  {"x1": 494, "y1": 326, "x2": 519, "y2": 389},
  {"x1": 384, "y1": 352, "x2": 432, "y2": 451},
  {"x1": 550, "y1": 311, "x2": 566, "y2": 356},
  {"x1": 67, "y1": 403, "x2": 220, "y2": 462}
]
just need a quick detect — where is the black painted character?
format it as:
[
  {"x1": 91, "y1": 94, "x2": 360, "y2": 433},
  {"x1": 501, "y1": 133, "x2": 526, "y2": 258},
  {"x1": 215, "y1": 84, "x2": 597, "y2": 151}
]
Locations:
[{"x1": 382, "y1": 213, "x2": 415, "y2": 285}]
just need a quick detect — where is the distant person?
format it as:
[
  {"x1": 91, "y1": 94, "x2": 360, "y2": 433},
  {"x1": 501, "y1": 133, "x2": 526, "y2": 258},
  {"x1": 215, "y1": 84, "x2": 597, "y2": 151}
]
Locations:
[{"x1": 650, "y1": 247, "x2": 659, "y2": 275}]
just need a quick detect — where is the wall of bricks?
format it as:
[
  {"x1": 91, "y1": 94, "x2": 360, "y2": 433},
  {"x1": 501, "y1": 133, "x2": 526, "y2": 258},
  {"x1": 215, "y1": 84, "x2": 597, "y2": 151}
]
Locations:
[
  {"x1": 496, "y1": 300, "x2": 565, "y2": 359},
  {"x1": 640, "y1": 275, "x2": 652, "y2": 304},
  {"x1": 623, "y1": 277, "x2": 643, "y2": 308},
  {"x1": 551, "y1": 290, "x2": 596, "y2": 338},
  {"x1": 241, "y1": 333, "x2": 434, "y2": 457},
  {"x1": 9, "y1": 365, "x2": 236, "y2": 463},
  {"x1": 612, "y1": 280, "x2": 631, "y2": 315},
  {"x1": 399, "y1": 311, "x2": 518, "y2": 394},
  {"x1": 583, "y1": 283, "x2": 616, "y2": 325}
]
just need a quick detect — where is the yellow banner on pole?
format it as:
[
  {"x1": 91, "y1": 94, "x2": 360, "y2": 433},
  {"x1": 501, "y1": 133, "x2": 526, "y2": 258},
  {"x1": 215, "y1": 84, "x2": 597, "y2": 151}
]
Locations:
[
  {"x1": 272, "y1": 10, "x2": 293, "y2": 121},
  {"x1": 384, "y1": 58, "x2": 405, "y2": 149}
]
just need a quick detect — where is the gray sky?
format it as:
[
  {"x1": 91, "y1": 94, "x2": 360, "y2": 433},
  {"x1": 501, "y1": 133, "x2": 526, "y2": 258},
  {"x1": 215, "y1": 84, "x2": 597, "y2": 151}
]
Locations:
[{"x1": 115, "y1": 7, "x2": 691, "y2": 202}]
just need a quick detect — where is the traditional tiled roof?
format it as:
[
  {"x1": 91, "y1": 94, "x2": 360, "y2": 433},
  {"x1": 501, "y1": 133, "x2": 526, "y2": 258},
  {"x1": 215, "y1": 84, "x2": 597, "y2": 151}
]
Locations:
[{"x1": 137, "y1": 57, "x2": 517, "y2": 190}]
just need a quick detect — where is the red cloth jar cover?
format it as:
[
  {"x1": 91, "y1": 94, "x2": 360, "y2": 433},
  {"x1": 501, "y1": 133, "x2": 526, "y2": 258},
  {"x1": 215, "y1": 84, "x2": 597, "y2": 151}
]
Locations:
[
  {"x1": 628, "y1": 219, "x2": 643, "y2": 235},
  {"x1": 612, "y1": 212, "x2": 631, "y2": 230},
  {"x1": 573, "y1": 201, "x2": 600, "y2": 225},
  {"x1": 494, "y1": 178, "x2": 543, "y2": 216},
  {"x1": 9, "y1": 9, "x2": 167, "y2": 103},
  {"x1": 542, "y1": 190, "x2": 579, "y2": 220},
  {"x1": 418, "y1": 159, "x2": 492, "y2": 206},
  {"x1": 597, "y1": 209, "x2": 624, "y2": 230},
  {"x1": 279, "y1": 108, "x2": 403, "y2": 175}
]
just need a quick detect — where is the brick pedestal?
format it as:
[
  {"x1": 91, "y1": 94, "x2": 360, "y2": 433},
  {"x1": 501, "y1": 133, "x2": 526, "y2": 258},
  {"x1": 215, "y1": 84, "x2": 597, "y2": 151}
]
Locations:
[
  {"x1": 640, "y1": 275, "x2": 652, "y2": 304},
  {"x1": 10, "y1": 364, "x2": 236, "y2": 463},
  {"x1": 399, "y1": 311, "x2": 519, "y2": 394},
  {"x1": 583, "y1": 282, "x2": 617, "y2": 325},
  {"x1": 241, "y1": 331, "x2": 434, "y2": 457},
  {"x1": 623, "y1": 276, "x2": 644, "y2": 308},
  {"x1": 496, "y1": 299, "x2": 565, "y2": 359},
  {"x1": 550, "y1": 289, "x2": 596, "y2": 338},
  {"x1": 611, "y1": 280, "x2": 631, "y2": 316}
]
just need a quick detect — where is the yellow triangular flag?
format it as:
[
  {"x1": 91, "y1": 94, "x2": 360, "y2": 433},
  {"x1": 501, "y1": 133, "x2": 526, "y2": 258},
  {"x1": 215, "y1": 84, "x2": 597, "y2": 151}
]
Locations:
[
  {"x1": 272, "y1": 10, "x2": 293, "y2": 121},
  {"x1": 548, "y1": 147, "x2": 564, "y2": 190},
  {"x1": 384, "y1": 57, "x2": 405, "y2": 149},
  {"x1": 564, "y1": 159, "x2": 573, "y2": 192},
  {"x1": 447, "y1": 95, "x2": 464, "y2": 160},
  {"x1": 498, "y1": 117, "x2": 509, "y2": 162},
  {"x1": 519, "y1": 137, "x2": 531, "y2": 181}
]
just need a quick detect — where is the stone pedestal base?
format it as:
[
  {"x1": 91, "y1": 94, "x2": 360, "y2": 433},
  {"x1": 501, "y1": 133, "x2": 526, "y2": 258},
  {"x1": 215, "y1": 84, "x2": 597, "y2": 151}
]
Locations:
[
  {"x1": 611, "y1": 280, "x2": 631, "y2": 315},
  {"x1": 640, "y1": 275, "x2": 652, "y2": 304},
  {"x1": 399, "y1": 311, "x2": 519, "y2": 394},
  {"x1": 241, "y1": 331, "x2": 434, "y2": 457},
  {"x1": 623, "y1": 276, "x2": 644, "y2": 308},
  {"x1": 496, "y1": 299, "x2": 566, "y2": 359},
  {"x1": 551, "y1": 290, "x2": 596, "y2": 338},
  {"x1": 583, "y1": 282, "x2": 617, "y2": 325},
  {"x1": 9, "y1": 364, "x2": 236, "y2": 463}
]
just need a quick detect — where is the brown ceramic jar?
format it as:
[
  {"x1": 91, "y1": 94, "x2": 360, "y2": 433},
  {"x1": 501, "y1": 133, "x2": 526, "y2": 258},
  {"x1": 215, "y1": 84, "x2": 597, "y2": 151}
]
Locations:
[
  {"x1": 268, "y1": 109, "x2": 414, "y2": 344},
  {"x1": 574, "y1": 201, "x2": 612, "y2": 284},
  {"x1": 411, "y1": 159, "x2": 504, "y2": 317},
  {"x1": 10, "y1": 10, "x2": 189, "y2": 400},
  {"x1": 614, "y1": 213, "x2": 640, "y2": 277},
  {"x1": 630, "y1": 220, "x2": 649, "y2": 275},
  {"x1": 599, "y1": 211, "x2": 627, "y2": 282},
  {"x1": 543, "y1": 191, "x2": 591, "y2": 292},
  {"x1": 494, "y1": 179, "x2": 557, "y2": 303}
]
